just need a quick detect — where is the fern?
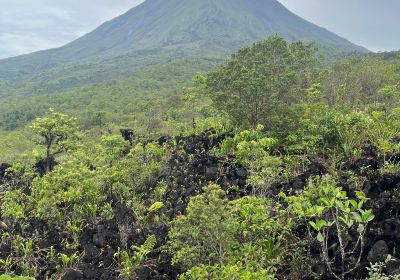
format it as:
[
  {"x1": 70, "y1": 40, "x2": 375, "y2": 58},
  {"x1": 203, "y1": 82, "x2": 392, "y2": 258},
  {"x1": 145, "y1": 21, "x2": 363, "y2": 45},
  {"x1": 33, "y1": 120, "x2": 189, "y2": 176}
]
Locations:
[
  {"x1": 142, "y1": 234, "x2": 157, "y2": 252},
  {"x1": 114, "y1": 235, "x2": 157, "y2": 279},
  {"x1": 132, "y1": 234, "x2": 157, "y2": 254},
  {"x1": 130, "y1": 234, "x2": 157, "y2": 270}
]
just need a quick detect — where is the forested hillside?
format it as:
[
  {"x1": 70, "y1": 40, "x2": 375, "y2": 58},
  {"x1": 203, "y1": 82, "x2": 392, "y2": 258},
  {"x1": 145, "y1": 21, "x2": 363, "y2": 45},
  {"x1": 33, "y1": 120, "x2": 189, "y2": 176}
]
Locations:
[
  {"x1": 0, "y1": 0, "x2": 366, "y2": 99},
  {"x1": 0, "y1": 42, "x2": 396, "y2": 161},
  {"x1": 1, "y1": 36, "x2": 400, "y2": 280}
]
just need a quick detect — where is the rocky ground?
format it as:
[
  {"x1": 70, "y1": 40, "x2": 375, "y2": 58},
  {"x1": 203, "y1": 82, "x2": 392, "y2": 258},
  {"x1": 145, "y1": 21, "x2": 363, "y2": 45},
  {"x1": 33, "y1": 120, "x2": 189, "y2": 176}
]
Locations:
[{"x1": 1, "y1": 130, "x2": 400, "y2": 279}]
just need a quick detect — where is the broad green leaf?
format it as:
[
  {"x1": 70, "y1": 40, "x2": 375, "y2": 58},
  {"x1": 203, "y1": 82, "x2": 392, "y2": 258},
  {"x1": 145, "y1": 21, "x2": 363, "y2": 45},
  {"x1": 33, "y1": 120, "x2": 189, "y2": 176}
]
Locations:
[
  {"x1": 317, "y1": 219, "x2": 327, "y2": 230},
  {"x1": 309, "y1": 221, "x2": 318, "y2": 231}
]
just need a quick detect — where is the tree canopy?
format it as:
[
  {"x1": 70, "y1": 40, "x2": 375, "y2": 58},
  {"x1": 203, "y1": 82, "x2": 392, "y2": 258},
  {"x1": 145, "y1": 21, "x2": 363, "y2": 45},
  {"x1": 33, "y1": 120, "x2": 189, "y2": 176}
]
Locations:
[{"x1": 202, "y1": 35, "x2": 316, "y2": 128}]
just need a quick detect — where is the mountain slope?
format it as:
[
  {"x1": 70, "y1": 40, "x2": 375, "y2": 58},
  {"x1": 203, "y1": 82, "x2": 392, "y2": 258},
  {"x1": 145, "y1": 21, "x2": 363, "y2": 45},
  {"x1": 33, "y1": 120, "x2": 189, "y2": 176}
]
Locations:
[
  {"x1": 47, "y1": 0, "x2": 368, "y2": 57},
  {"x1": 0, "y1": 0, "x2": 367, "y2": 84}
]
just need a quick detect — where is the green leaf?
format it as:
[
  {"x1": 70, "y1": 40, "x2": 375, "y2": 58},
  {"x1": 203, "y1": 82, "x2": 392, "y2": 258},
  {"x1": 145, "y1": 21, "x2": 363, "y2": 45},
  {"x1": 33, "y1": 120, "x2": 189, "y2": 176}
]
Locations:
[
  {"x1": 148, "y1": 201, "x2": 164, "y2": 214},
  {"x1": 362, "y1": 210, "x2": 375, "y2": 223},
  {"x1": 309, "y1": 221, "x2": 318, "y2": 231},
  {"x1": 351, "y1": 212, "x2": 362, "y2": 223},
  {"x1": 317, "y1": 219, "x2": 327, "y2": 230},
  {"x1": 355, "y1": 191, "x2": 367, "y2": 200},
  {"x1": 335, "y1": 200, "x2": 344, "y2": 210},
  {"x1": 317, "y1": 232, "x2": 324, "y2": 243},
  {"x1": 320, "y1": 198, "x2": 330, "y2": 207},
  {"x1": 349, "y1": 199, "x2": 358, "y2": 209}
]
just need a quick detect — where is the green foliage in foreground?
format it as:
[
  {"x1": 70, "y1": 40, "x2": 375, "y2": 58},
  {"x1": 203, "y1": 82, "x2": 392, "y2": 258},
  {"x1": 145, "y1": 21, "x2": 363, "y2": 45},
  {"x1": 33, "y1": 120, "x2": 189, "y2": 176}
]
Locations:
[
  {"x1": 167, "y1": 184, "x2": 291, "y2": 275},
  {"x1": 114, "y1": 234, "x2": 157, "y2": 279},
  {"x1": 366, "y1": 256, "x2": 400, "y2": 280},
  {"x1": 282, "y1": 176, "x2": 374, "y2": 279},
  {"x1": 0, "y1": 276, "x2": 34, "y2": 280},
  {"x1": 180, "y1": 264, "x2": 275, "y2": 280}
]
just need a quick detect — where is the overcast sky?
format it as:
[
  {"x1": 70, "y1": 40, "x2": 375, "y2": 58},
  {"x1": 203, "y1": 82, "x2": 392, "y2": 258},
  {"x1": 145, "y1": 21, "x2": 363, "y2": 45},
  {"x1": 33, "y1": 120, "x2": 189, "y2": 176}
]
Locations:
[{"x1": 0, "y1": 0, "x2": 399, "y2": 59}]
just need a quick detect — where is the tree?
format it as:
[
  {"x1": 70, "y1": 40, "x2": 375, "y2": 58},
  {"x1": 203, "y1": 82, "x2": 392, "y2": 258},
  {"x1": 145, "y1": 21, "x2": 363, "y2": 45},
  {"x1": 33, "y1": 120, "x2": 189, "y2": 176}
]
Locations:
[
  {"x1": 202, "y1": 35, "x2": 316, "y2": 128},
  {"x1": 30, "y1": 109, "x2": 79, "y2": 173}
]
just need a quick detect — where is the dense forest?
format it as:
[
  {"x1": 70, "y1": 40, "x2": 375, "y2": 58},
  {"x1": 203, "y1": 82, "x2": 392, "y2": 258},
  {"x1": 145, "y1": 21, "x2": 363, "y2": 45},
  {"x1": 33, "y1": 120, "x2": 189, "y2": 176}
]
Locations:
[{"x1": 1, "y1": 36, "x2": 400, "y2": 280}]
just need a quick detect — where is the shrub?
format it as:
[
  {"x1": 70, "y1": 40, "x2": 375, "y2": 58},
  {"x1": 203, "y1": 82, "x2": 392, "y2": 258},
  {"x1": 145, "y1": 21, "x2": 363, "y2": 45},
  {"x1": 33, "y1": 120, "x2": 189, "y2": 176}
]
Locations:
[
  {"x1": 179, "y1": 264, "x2": 275, "y2": 280},
  {"x1": 283, "y1": 175, "x2": 374, "y2": 280},
  {"x1": 217, "y1": 125, "x2": 284, "y2": 197},
  {"x1": 167, "y1": 184, "x2": 236, "y2": 269},
  {"x1": 31, "y1": 159, "x2": 103, "y2": 222},
  {"x1": 365, "y1": 256, "x2": 400, "y2": 280},
  {"x1": 168, "y1": 185, "x2": 291, "y2": 273}
]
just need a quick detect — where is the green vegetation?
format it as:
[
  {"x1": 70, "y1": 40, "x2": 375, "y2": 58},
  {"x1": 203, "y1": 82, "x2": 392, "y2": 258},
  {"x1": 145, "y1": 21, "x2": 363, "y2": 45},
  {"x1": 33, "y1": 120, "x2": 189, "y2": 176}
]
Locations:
[
  {"x1": 202, "y1": 36, "x2": 316, "y2": 127},
  {"x1": 168, "y1": 184, "x2": 289, "y2": 276},
  {"x1": 366, "y1": 256, "x2": 400, "y2": 280},
  {"x1": 30, "y1": 109, "x2": 80, "y2": 173},
  {"x1": 114, "y1": 234, "x2": 157, "y2": 279},
  {"x1": 1, "y1": 36, "x2": 400, "y2": 279},
  {"x1": 0, "y1": 276, "x2": 34, "y2": 280},
  {"x1": 282, "y1": 176, "x2": 374, "y2": 280},
  {"x1": 0, "y1": 0, "x2": 366, "y2": 98}
]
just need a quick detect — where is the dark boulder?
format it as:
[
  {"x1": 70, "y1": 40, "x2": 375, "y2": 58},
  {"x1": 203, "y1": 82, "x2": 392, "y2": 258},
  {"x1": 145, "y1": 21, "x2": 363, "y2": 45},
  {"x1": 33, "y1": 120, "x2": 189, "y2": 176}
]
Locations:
[
  {"x1": 274, "y1": 161, "x2": 327, "y2": 195},
  {"x1": 136, "y1": 266, "x2": 155, "y2": 280},
  {"x1": 80, "y1": 263, "x2": 100, "y2": 279},
  {"x1": 120, "y1": 128, "x2": 135, "y2": 145},
  {"x1": 0, "y1": 163, "x2": 11, "y2": 178},
  {"x1": 35, "y1": 156, "x2": 58, "y2": 176},
  {"x1": 92, "y1": 220, "x2": 120, "y2": 248},
  {"x1": 61, "y1": 269, "x2": 84, "y2": 280},
  {"x1": 362, "y1": 144, "x2": 378, "y2": 158},
  {"x1": 350, "y1": 157, "x2": 379, "y2": 176},
  {"x1": 367, "y1": 240, "x2": 389, "y2": 263}
]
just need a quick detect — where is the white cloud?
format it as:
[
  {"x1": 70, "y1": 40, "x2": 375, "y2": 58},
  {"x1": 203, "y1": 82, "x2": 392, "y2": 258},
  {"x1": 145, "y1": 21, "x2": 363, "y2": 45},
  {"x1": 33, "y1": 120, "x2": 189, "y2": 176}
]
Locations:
[
  {"x1": 0, "y1": 33, "x2": 61, "y2": 59},
  {"x1": 0, "y1": 0, "x2": 144, "y2": 58},
  {"x1": 278, "y1": 0, "x2": 400, "y2": 52}
]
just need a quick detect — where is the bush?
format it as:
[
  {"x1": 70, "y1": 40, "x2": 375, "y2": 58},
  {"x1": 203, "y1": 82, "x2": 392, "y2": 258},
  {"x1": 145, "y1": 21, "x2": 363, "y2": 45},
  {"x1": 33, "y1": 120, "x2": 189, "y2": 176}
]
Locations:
[
  {"x1": 282, "y1": 175, "x2": 374, "y2": 280},
  {"x1": 217, "y1": 125, "x2": 284, "y2": 197},
  {"x1": 167, "y1": 184, "x2": 236, "y2": 269},
  {"x1": 365, "y1": 256, "x2": 400, "y2": 280},
  {"x1": 167, "y1": 184, "x2": 291, "y2": 273},
  {"x1": 179, "y1": 264, "x2": 275, "y2": 280}
]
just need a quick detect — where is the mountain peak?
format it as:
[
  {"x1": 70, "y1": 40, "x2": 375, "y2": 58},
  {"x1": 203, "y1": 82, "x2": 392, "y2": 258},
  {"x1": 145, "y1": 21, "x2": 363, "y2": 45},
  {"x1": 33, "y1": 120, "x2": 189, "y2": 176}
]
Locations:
[{"x1": 64, "y1": 0, "x2": 366, "y2": 58}]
